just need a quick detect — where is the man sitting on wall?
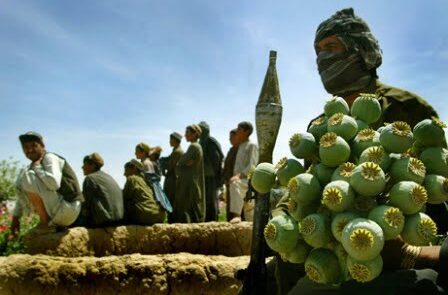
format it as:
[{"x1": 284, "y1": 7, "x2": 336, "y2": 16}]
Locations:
[
  {"x1": 123, "y1": 159, "x2": 166, "y2": 225},
  {"x1": 11, "y1": 131, "x2": 83, "y2": 236},
  {"x1": 81, "y1": 152, "x2": 124, "y2": 227}
]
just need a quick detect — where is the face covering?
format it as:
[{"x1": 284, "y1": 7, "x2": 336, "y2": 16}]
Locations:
[{"x1": 317, "y1": 51, "x2": 372, "y2": 96}]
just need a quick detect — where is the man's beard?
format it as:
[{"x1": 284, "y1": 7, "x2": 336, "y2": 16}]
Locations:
[{"x1": 317, "y1": 51, "x2": 373, "y2": 96}]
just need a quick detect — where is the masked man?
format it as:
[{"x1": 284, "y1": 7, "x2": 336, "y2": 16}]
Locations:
[{"x1": 265, "y1": 8, "x2": 447, "y2": 295}]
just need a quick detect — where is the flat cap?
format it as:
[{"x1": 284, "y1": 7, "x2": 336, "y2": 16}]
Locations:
[
  {"x1": 129, "y1": 159, "x2": 145, "y2": 172},
  {"x1": 170, "y1": 132, "x2": 182, "y2": 142},
  {"x1": 150, "y1": 146, "x2": 162, "y2": 156},
  {"x1": 84, "y1": 152, "x2": 104, "y2": 168},
  {"x1": 136, "y1": 142, "x2": 151, "y2": 153},
  {"x1": 189, "y1": 124, "x2": 202, "y2": 136},
  {"x1": 19, "y1": 131, "x2": 44, "y2": 143}
]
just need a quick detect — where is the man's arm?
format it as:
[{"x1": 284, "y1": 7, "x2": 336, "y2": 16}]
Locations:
[
  {"x1": 169, "y1": 149, "x2": 183, "y2": 170},
  {"x1": 241, "y1": 143, "x2": 259, "y2": 178},
  {"x1": 81, "y1": 177, "x2": 98, "y2": 223},
  {"x1": 32, "y1": 153, "x2": 64, "y2": 191},
  {"x1": 210, "y1": 143, "x2": 224, "y2": 183},
  {"x1": 177, "y1": 145, "x2": 198, "y2": 167},
  {"x1": 380, "y1": 235, "x2": 447, "y2": 272}
]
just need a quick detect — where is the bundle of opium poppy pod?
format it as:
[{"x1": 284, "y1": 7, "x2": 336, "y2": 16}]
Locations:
[{"x1": 249, "y1": 94, "x2": 448, "y2": 284}]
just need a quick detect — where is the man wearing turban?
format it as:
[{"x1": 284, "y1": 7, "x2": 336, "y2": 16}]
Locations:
[{"x1": 314, "y1": 8, "x2": 438, "y2": 129}]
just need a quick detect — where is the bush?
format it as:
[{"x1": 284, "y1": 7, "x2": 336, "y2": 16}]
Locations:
[
  {"x1": 0, "y1": 158, "x2": 22, "y2": 202},
  {"x1": 0, "y1": 203, "x2": 38, "y2": 256}
]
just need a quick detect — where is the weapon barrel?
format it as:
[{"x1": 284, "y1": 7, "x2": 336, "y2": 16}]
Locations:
[{"x1": 243, "y1": 50, "x2": 282, "y2": 295}]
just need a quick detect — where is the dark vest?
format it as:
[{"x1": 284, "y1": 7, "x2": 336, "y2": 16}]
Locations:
[{"x1": 45, "y1": 152, "x2": 84, "y2": 203}]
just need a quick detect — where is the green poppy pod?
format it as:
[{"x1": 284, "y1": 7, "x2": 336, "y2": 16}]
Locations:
[
  {"x1": 308, "y1": 116, "x2": 328, "y2": 141},
  {"x1": 313, "y1": 163, "x2": 335, "y2": 186},
  {"x1": 324, "y1": 96, "x2": 350, "y2": 117},
  {"x1": 327, "y1": 113, "x2": 358, "y2": 141},
  {"x1": 332, "y1": 162, "x2": 356, "y2": 182},
  {"x1": 305, "y1": 248, "x2": 341, "y2": 284},
  {"x1": 251, "y1": 162, "x2": 276, "y2": 194},
  {"x1": 289, "y1": 132, "x2": 317, "y2": 160},
  {"x1": 368, "y1": 205, "x2": 405, "y2": 240},
  {"x1": 350, "y1": 93, "x2": 382, "y2": 124},
  {"x1": 359, "y1": 146, "x2": 391, "y2": 172},
  {"x1": 409, "y1": 141, "x2": 426, "y2": 157},
  {"x1": 352, "y1": 128, "x2": 381, "y2": 157},
  {"x1": 413, "y1": 117, "x2": 447, "y2": 147},
  {"x1": 322, "y1": 180, "x2": 355, "y2": 213},
  {"x1": 353, "y1": 195, "x2": 377, "y2": 217},
  {"x1": 319, "y1": 132, "x2": 351, "y2": 168},
  {"x1": 389, "y1": 181, "x2": 428, "y2": 215},
  {"x1": 356, "y1": 119, "x2": 369, "y2": 132},
  {"x1": 316, "y1": 204, "x2": 333, "y2": 219},
  {"x1": 300, "y1": 213, "x2": 331, "y2": 248},
  {"x1": 379, "y1": 121, "x2": 413, "y2": 153},
  {"x1": 347, "y1": 255, "x2": 383, "y2": 283},
  {"x1": 350, "y1": 162, "x2": 386, "y2": 197},
  {"x1": 276, "y1": 157, "x2": 305, "y2": 186},
  {"x1": 282, "y1": 239, "x2": 311, "y2": 264},
  {"x1": 420, "y1": 147, "x2": 448, "y2": 177},
  {"x1": 424, "y1": 174, "x2": 448, "y2": 204},
  {"x1": 264, "y1": 214, "x2": 300, "y2": 253},
  {"x1": 389, "y1": 157, "x2": 426, "y2": 185},
  {"x1": 334, "y1": 243, "x2": 350, "y2": 282},
  {"x1": 287, "y1": 173, "x2": 321, "y2": 206},
  {"x1": 377, "y1": 123, "x2": 388, "y2": 134},
  {"x1": 341, "y1": 218, "x2": 384, "y2": 261},
  {"x1": 401, "y1": 212, "x2": 438, "y2": 246},
  {"x1": 288, "y1": 198, "x2": 319, "y2": 222},
  {"x1": 331, "y1": 212, "x2": 360, "y2": 242}
]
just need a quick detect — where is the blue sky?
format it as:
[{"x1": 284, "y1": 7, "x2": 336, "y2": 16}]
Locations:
[{"x1": 1, "y1": 0, "x2": 447, "y2": 187}]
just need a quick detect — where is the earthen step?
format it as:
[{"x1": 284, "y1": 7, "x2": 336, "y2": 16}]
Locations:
[
  {"x1": 24, "y1": 222, "x2": 252, "y2": 257},
  {"x1": 0, "y1": 253, "x2": 250, "y2": 295}
]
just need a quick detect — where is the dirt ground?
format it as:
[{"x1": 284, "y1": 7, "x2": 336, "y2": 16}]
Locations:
[
  {"x1": 24, "y1": 222, "x2": 253, "y2": 257},
  {"x1": 0, "y1": 253, "x2": 250, "y2": 295}
]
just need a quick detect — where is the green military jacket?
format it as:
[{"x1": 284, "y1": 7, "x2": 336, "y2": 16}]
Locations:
[
  {"x1": 123, "y1": 174, "x2": 166, "y2": 225},
  {"x1": 307, "y1": 79, "x2": 438, "y2": 131},
  {"x1": 363, "y1": 79, "x2": 438, "y2": 129}
]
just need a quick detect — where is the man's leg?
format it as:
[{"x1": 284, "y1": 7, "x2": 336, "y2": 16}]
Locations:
[
  {"x1": 228, "y1": 179, "x2": 246, "y2": 222},
  {"x1": 225, "y1": 184, "x2": 232, "y2": 221},
  {"x1": 205, "y1": 177, "x2": 218, "y2": 221},
  {"x1": 243, "y1": 199, "x2": 255, "y2": 221},
  {"x1": 21, "y1": 170, "x2": 80, "y2": 227},
  {"x1": 26, "y1": 192, "x2": 49, "y2": 226}
]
